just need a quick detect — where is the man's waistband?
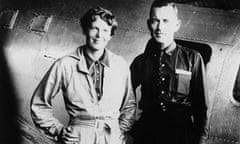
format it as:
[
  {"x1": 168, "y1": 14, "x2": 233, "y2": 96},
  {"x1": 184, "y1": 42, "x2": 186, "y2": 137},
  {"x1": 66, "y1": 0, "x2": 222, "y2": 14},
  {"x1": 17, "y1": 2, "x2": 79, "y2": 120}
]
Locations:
[{"x1": 142, "y1": 101, "x2": 192, "y2": 115}]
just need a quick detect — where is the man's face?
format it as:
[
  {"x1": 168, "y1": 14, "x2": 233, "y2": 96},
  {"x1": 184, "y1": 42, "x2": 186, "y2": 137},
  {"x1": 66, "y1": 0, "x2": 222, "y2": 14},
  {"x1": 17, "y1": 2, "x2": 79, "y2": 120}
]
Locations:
[
  {"x1": 148, "y1": 5, "x2": 180, "y2": 46},
  {"x1": 86, "y1": 16, "x2": 112, "y2": 51}
]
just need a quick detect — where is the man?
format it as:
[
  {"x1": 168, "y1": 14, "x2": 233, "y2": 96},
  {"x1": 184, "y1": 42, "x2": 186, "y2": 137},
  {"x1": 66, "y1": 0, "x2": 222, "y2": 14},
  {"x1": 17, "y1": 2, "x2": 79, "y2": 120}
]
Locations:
[
  {"x1": 30, "y1": 7, "x2": 136, "y2": 144},
  {"x1": 130, "y1": 1, "x2": 208, "y2": 144}
]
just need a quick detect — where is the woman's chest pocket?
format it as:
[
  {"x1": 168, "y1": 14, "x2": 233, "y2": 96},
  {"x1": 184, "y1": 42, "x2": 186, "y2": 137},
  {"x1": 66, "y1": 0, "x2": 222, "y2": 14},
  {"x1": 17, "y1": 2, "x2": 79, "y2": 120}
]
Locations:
[{"x1": 65, "y1": 74, "x2": 92, "y2": 102}]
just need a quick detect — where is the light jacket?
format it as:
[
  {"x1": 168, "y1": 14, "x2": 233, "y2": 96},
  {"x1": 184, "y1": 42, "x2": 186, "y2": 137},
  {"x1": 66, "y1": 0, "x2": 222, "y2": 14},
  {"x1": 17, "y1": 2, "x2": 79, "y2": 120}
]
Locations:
[{"x1": 30, "y1": 46, "x2": 136, "y2": 144}]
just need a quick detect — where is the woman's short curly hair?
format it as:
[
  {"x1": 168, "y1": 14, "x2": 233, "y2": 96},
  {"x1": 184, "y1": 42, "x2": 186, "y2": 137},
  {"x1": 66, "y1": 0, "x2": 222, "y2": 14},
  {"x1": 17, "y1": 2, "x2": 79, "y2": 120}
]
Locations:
[{"x1": 80, "y1": 7, "x2": 118, "y2": 36}]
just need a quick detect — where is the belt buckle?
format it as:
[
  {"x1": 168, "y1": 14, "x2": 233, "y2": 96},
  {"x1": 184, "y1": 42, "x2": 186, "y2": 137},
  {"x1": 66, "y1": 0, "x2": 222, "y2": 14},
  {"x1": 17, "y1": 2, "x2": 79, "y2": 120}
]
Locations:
[{"x1": 95, "y1": 116, "x2": 104, "y2": 120}]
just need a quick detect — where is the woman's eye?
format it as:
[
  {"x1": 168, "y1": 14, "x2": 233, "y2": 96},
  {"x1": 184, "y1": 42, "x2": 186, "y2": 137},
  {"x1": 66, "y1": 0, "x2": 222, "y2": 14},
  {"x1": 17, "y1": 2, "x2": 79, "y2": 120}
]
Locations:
[{"x1": 163, "y1": 19, "x2": 169, "y2": 23}]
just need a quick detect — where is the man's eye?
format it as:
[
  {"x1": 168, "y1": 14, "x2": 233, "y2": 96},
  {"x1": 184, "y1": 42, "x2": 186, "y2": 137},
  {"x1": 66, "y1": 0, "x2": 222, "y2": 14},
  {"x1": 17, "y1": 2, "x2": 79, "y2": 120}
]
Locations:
[
  {"x1": 150, "y1": 19, "x2": 159, "y2": 24},
  {"x1": 90, "y1": 27, "x2": 97, "y2": 30}
]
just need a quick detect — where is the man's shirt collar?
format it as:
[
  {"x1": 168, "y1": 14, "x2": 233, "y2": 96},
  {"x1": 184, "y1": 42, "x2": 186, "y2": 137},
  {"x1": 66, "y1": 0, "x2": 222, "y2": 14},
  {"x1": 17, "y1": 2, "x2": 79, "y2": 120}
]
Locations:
[
  {"x1": 164, "y1": 41, "x2": 176, "y2": 55},
  {"x1": 144, "y1": 39, "x2": 177, "y2": 56}
]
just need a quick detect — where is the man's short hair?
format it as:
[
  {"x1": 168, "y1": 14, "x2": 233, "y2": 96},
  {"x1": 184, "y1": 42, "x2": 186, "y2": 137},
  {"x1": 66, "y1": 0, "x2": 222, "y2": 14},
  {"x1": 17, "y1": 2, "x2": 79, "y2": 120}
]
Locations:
[
  {"x1": 150, "y1": 0, "x2": 178, "y2": 17},
  {"x1": 80, "y1": 7, "x2": 118, "y2": 36}
]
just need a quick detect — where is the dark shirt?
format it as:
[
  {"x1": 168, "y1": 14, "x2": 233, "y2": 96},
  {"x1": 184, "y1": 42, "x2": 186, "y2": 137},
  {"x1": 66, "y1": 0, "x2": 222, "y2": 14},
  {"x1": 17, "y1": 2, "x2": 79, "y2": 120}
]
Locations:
[
  {"x1": 130, "y1": 39, "x2": 208, "y2": 143},
  {"x1": 84, "y1": 49, "x2": 109, "y2": 101},
  {"x1": 153, "y1": 41, "x2": 179, "y2": 106}
]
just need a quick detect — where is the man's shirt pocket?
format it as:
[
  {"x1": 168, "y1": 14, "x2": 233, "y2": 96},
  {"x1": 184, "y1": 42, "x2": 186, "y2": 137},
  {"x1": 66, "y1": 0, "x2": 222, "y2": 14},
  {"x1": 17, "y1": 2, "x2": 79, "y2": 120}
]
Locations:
[{"x1": 176, "y1": 69, "x2": 192, "y2": 96}]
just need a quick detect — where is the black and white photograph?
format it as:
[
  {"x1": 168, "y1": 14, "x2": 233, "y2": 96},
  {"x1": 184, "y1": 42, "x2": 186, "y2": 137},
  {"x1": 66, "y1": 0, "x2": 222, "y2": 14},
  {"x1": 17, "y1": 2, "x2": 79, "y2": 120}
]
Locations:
[{"x1": 1, "y1": 0, "x2": 240, "y2": 144}]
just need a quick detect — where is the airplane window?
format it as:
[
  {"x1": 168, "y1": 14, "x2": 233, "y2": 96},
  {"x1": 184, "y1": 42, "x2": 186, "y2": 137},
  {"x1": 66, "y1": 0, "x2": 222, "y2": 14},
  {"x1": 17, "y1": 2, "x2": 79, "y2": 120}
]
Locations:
[
  {"x1": 233, "y1": 65, "x2": 240, "y2": 102},
  {"x1": 175, "y1": 39, "x2": 212, "y2": 66},
  {"x1": 0, "y1": 10, "x2": 19, "y2": 29},
  {"x1": 30, "y1": 15, "x2": 52, "y2": 34}
]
